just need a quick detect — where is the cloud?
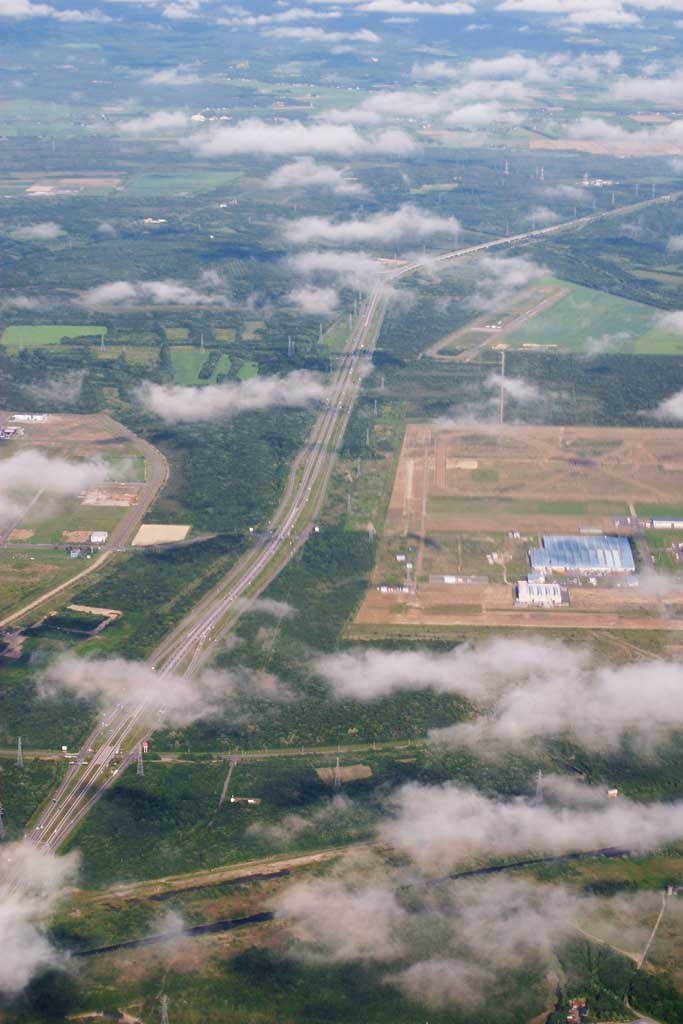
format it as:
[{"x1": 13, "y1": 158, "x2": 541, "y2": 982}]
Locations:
[
  {"x1": 80, "y1": 279, "x2": 231, "y2": 309},
  {"x1": 0, "y1": 0, "x2": 109, "y2": 18},
  {"x1": 495, "y1": 0, "x2": 641, "y2": 26},
  {"x1": 0, "y1": 843, "x2": 79, "y2": 995},
  {"x1": 249, "y1": 794, "x2": 356, "y2": 846},
  {"x1": 667, "y1": 234, "x2": 683, "y2": 253},
  {"x1": 564, "y1": 116, "x2": 683, "y2": 157},
  {"x1": 266, "y1": 156, "x2": 365, "y2": 194},
  {"x1": 39, "y1": 653, "x2": 287, "y2": 728},
  {"x1": 143, "y1": 66, "x2": 201, "y2": 86},
  {"x1": 288, "y1": 249, "x2": 386, "y2": 293},
  {"x1": 445, "y1": 101, "x2": 523, "y2": 127},
  {"x1": 528, "y1": 205, "x2": 561, "y2": 225},
  {"x1": 284, "y1": 204, "x2": 460, "y2": 247},
  {"x1": 25, "y1": 370, "x2": 86, "y2": 406},
  {"x1": 656, "y1": 311, "x2": 683, "y2": 333},
  {"x1": 648, "y1": 387, "x2": 683, "y2": 420},
  {"x1": 184, "y1": 118, "x2": 416, "y2": 158},
  {"x1": 0, "y1": 450, "x2": 114, "y2": 525},
  {"x1": 9, "y1": 222, "x2": 63, "y2": 241},
  {"x1": 357, "y1": 0, "x2": 474, "y2": 12},
  {"x1": 466, "y1": 255, "x2": 547, "y2": 311},
  {"x1": 612, "y1": 69, "x2": 683, "y2": 102},
  {"x1": 234, "y1": 596, "x2": 295, "y2": 619},
  {"x1": 137, "y1": 371, "x2": 326, "y2": 423},
  {"x1": 118, "y1": 110, "x2": 191, "y2": 136},
  {"x1": 97, "y1": 221, "x2": 117, "y2": 237},
  {"x1": 380, "y1": 780, "x2": 683, "y2": 873},
  {"x1": 486, "y1": 373, "x2": 540, "y2": 403},
  {"x1": 287, "y1": 285, "x2": 339, "y2": 315},
  {"x1": 220, "y1": 6, "x2": 343, "y2": 24},
  {"x1": 264, "y1": 25, "x2": 380, "y2": 42},
  {"x1": 278, "y1": 867, "x2": 580, "y2": 1009},
  {"x1": 316, "y1": 637, "x2": 683, "y2": 756}
]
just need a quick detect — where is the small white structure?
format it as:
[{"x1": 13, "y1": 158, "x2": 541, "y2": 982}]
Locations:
[
  {"x1": 11, "y1": 413, "x2": 47, "y2": 423},
  {"x1": 650, "y1": 520, "x2": 683, "y2": 530},
  {"x1": 90, "y1": 531, "x2": 108, "y2": 545},
  {"x1": 515, "y1": 580, "x2": 564, "y2": 608},
  {"x1": 608, "y1": 788, "x2": 619, "y2": 799}
]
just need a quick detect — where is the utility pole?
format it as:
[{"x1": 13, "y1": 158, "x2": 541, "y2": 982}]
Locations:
[
  {"x1": 200, "y1": 330, "x2": 205, "y2": 351},
  {"x1": 535, "y1": 769, "x2": 543, "y2": 802},
  {"x1": 137, "y1": 744, "x2": 144, "y2": 777},
  {"x1": 374, "y1": 398, "x2": 378, "y2": 417},
  {"x1": 333, "y1": 757, "x2": 341, "y2": 791},
  {"x1": 287, "y1": 335, "x2": 294, "y2": 358},
  {"x1": 160, "y1": 995, "x2": 169, "y2": 1024},
  {"x1": 16, "y1": 737, "x2": 23, "y2": 769}
]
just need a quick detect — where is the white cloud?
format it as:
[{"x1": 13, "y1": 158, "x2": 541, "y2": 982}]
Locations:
[
  {"x1": 0, "y1": 0, "x2": 109, "y2": 19},
  {"x1": 528, "y1": 205, "x2": 561, "y2": 225},
  {"x1": 185, "y1": 119, "x2": 417, "y2": 158},
  {"x1": 80, "y1": 279, "x2": 230, "y2": 309},
  {"x1": 288, "y1": 249, "x2": 386, "y2": 292},
  {"x1": 648, "y1": 387, "x2": 683, "y2": 420},
  {"x1": 0, "y1": 842, "x2": 79, "y2": 995},
  {"x1": 137, "y1": 371, "x2": 326, "y2": 422},
  {"x1": 143, "y1": 66, "x2": 201, "y2": 86},
  {"x1": 667, "y1": 234, "x2": 683, "y2": 253},
  {"x1": 287, "y1": 285, "x2": 339, "y2": 314},
  {"x1": 612, "y1": 69, "x2": 683, "y2": 102},
  {"x1": 486, "y1": 373, "x2": 540, "y2": 402},
  {"x1": 466, "y1": 254, "x2": 547, "y2": 311},
  {"x1": 266, "y1": 156, "x2": 365, "y2": 194},
  {"x1": 9, "y1": 221, "x2": 63, "y2": 241},
  {"x1": 118, "y1": 110, "x2": 191, "y2": 136},
  {"x1": 357, "y1": 0, "x2": 474, "y2": 12},
  {"x1": 265, "y1": 25, "x2": 381, "y2": 41},
  {"x1": 40, "y1": 653, "x2": 288, "y2": 728},
  {"x1": 656, "y1": 310, "x2": 683, "y2": 333},
  {"x1": 284, "y1": 204, "x2": 460, "y2": 246},
  {"x1": 0, "y1": 450, "x2": 115, "y2": 525}
]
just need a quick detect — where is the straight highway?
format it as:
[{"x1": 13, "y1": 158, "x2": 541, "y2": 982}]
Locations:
[{"x1": 27, "y1": 188, "x2": 682, "y2": 851}]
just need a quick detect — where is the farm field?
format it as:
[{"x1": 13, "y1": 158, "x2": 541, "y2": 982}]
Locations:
[
  {"x1": 429, "y1": 279, "x2": 683, "y2": 359},
  {"x1": 169, "y1": 346, "x2": 231, "y2": 385},
  {"x1": 1, "y1": 324, "x2": 106, "y2": 348},
  {"x1": 124, "y1": 170, "x2": 242, "y2": 195},
  {"x1": 353, "y1": 423, "x2": 683, "y2": 635},
  {"x1": 0, "y1": 549, "x2": 92, "y2": 619},
  {"x1": 505, "y1": 281, "x2": 683, "y2": 355}
]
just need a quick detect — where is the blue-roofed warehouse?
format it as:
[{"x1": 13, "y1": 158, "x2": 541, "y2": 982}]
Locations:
[{"x1": 529, "y1": 535, "x2": 635, "y2": 575}]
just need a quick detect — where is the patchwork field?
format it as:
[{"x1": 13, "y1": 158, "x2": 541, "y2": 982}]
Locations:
[
  {"x1": 428, "y1": 279, "x2": 683, "y2": 359},
  {"x1": 169, "y1": 346, "x2": 231, "y2": 385},
  {"x1": 353, "y1": 424, "x2": 683, "y2": 635},
  {"x1": 1, "y1": 324, "x2": 106, "y2": 348}
]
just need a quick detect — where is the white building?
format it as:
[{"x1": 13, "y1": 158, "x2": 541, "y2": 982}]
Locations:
[
  {"x1": 515, "y1": 580, "x2": 564, "y2": 608},
  {"x1": 90, "y1": 531, "x2": 109, "y2": 545},
  {"x1": 11, "y1": 413, "x2": 47, "y2": 423}
]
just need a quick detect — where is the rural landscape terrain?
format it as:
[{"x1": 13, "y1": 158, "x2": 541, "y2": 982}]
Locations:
[{"x1": 4, "y1": 0, "x2": 683, "y2": 1021}]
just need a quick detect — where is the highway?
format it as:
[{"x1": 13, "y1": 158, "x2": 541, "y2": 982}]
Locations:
[
  {"x1": 28, "y1": 281, "x2": 388, "y2": 850},
  {"x1": 26, "y1": 188, "x2": 682, "y2": 851}
]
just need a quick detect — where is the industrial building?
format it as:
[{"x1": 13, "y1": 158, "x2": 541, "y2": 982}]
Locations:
[
  {"x1": 90, "y1": 531, "x2": 108, "y2": 545},
  {"x1": 515, "y1": 580, "x2": 565, "y2": 607},
  {"x1": 529, "y1": 534, "x2": 635, "y2": 575}
]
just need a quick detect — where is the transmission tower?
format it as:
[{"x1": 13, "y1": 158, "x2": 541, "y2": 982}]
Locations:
[
  {"x1": 503, "y1": 160, "x2": 510, "y2": 176},
  {"x1": 333, "y1": 757, "x2": 342, "y2": 791},
  {"x1": 16, "y1": 737, "x2": 23, "y2": 769},
  {"x1": 287, "y1": 335, "x2": 294, "y2": 358},
  {"x1": 160, "y1": 994, "x2": 169, "y2": 1024},
  {"x1": 137, "y1": 744, "x2": 144, "y2": 777},
  {"x1": 0, "y1": 802, "x2": 5, "y2": 841},
  {"x1": 539, "y1": 166, "x2": 545, "y2": 182},
  {"x1": 535, "y1": 769, "x2": 543, "y2": 803}
]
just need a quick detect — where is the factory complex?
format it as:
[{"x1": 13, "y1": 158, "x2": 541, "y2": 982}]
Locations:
[{"x1": 528, "y1": 534, "x2": 635, "y2": 576}]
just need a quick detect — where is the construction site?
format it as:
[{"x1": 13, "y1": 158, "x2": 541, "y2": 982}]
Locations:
[{"x1": 352, "y1": 424, "x2": 683, "y2": 635}]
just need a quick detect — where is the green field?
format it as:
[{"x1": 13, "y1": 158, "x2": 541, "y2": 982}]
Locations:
[
  {"x1": 214, "y1": 327, "x2": 236, "y2": 343},
  {"x1": 242, "y1": 320, "x2": 265, "y2": 341},
  {"x1": 237, "y1": 359, "x2": 258, "y2": 380},
  {"x1": 163, "y1": 326, "x2": 189, "y2": 341},
  {"x1": 1, "y1": 324, "x2": 107, "y2": 348},
  {"x1": 125, "y1": 171, "x2": 242, "y2": 195},
  {"x1": 636, "y1": 504, "x2": 683, "y2": 520},
  {"x1": 505, "y1": 281, "x2": 683, "y2": 355},
  {"x1": 170, "y1": 347, "x2": 232, "y2": 385}
]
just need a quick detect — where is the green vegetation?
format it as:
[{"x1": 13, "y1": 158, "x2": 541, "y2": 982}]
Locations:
[
  {"x1": 169, "y1": 346, "x2": 231, "y2": 385},
  {"x1": 1, "y1": 325, "x2": 106, "y2": 348}
]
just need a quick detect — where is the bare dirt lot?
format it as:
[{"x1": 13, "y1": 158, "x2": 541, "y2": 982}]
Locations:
[
  {"x1": 132, "y1": 524, "x2": 191, "y2": 546},
  {"x1": 82, "y1": 485, "x2": 141, "y2": 507},
  {"x1": 353, "y1": 424, "x2": 683, "y2": 634}
]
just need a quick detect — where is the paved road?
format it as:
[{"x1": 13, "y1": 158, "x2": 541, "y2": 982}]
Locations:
[
  {"x1": 28, "y1": 284, "x2": 388, "y2": 850},
  {"x1": 26, "y1": 189, "x2": 683, "y2": 851}
]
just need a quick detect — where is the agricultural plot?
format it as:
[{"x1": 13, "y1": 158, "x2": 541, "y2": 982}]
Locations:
[
  {"x1": 429, "y1": 279, "x2": 683, "y2": 359},
  {"x1": 1, "y1": 324, "x2": 106, "y2": 348},
  {"x1": 504, "y1": 282, "x2": 683, "y2": 355},
  {"x1": 169, "y1": 346, "x2": 231, "y2": 385},
  {"x1": 353, "y1": 424, "x2": 683, "y2": 636}
]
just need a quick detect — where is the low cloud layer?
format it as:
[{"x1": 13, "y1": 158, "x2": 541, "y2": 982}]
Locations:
[
  {"x1": 0, "y1": 842, "x2": 79, "y2": 996},
  {"x1": 287, "y1": 285, "x2": 339, "y2": 315},
  {"x1": 9, "y1": 222, "x2": 63, "y2": 241},
  {"x1": 381, "y1": 779, "x2": 683, "y2": 873},
  {"x1": 39, "y1": 653, "x2": 287, "y2": 728},
  {"x1": 185, "y1": 118, "x2": 416, "y2": 158},
  {"x1": 466, "y1": 255, "x2": 547, "y2": 311},
  {"x1": 315, "y1": 637, "x2": 683, "y2": 756},
  {"x1": 284, "y1": 204, "x2": 460, "y2": 247},
  {"x1": 0, "y1": 450, "x2": 114, "y2": 525},
  {"x1": 137, "y1": 371, "x2": 326, "y2": 422},
  {"x1": 266, "y1": 156, "x2": 365, "y2": 194},
  {"x1": 80, "y1": 279, "x2": 231, "y2": 309}
]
